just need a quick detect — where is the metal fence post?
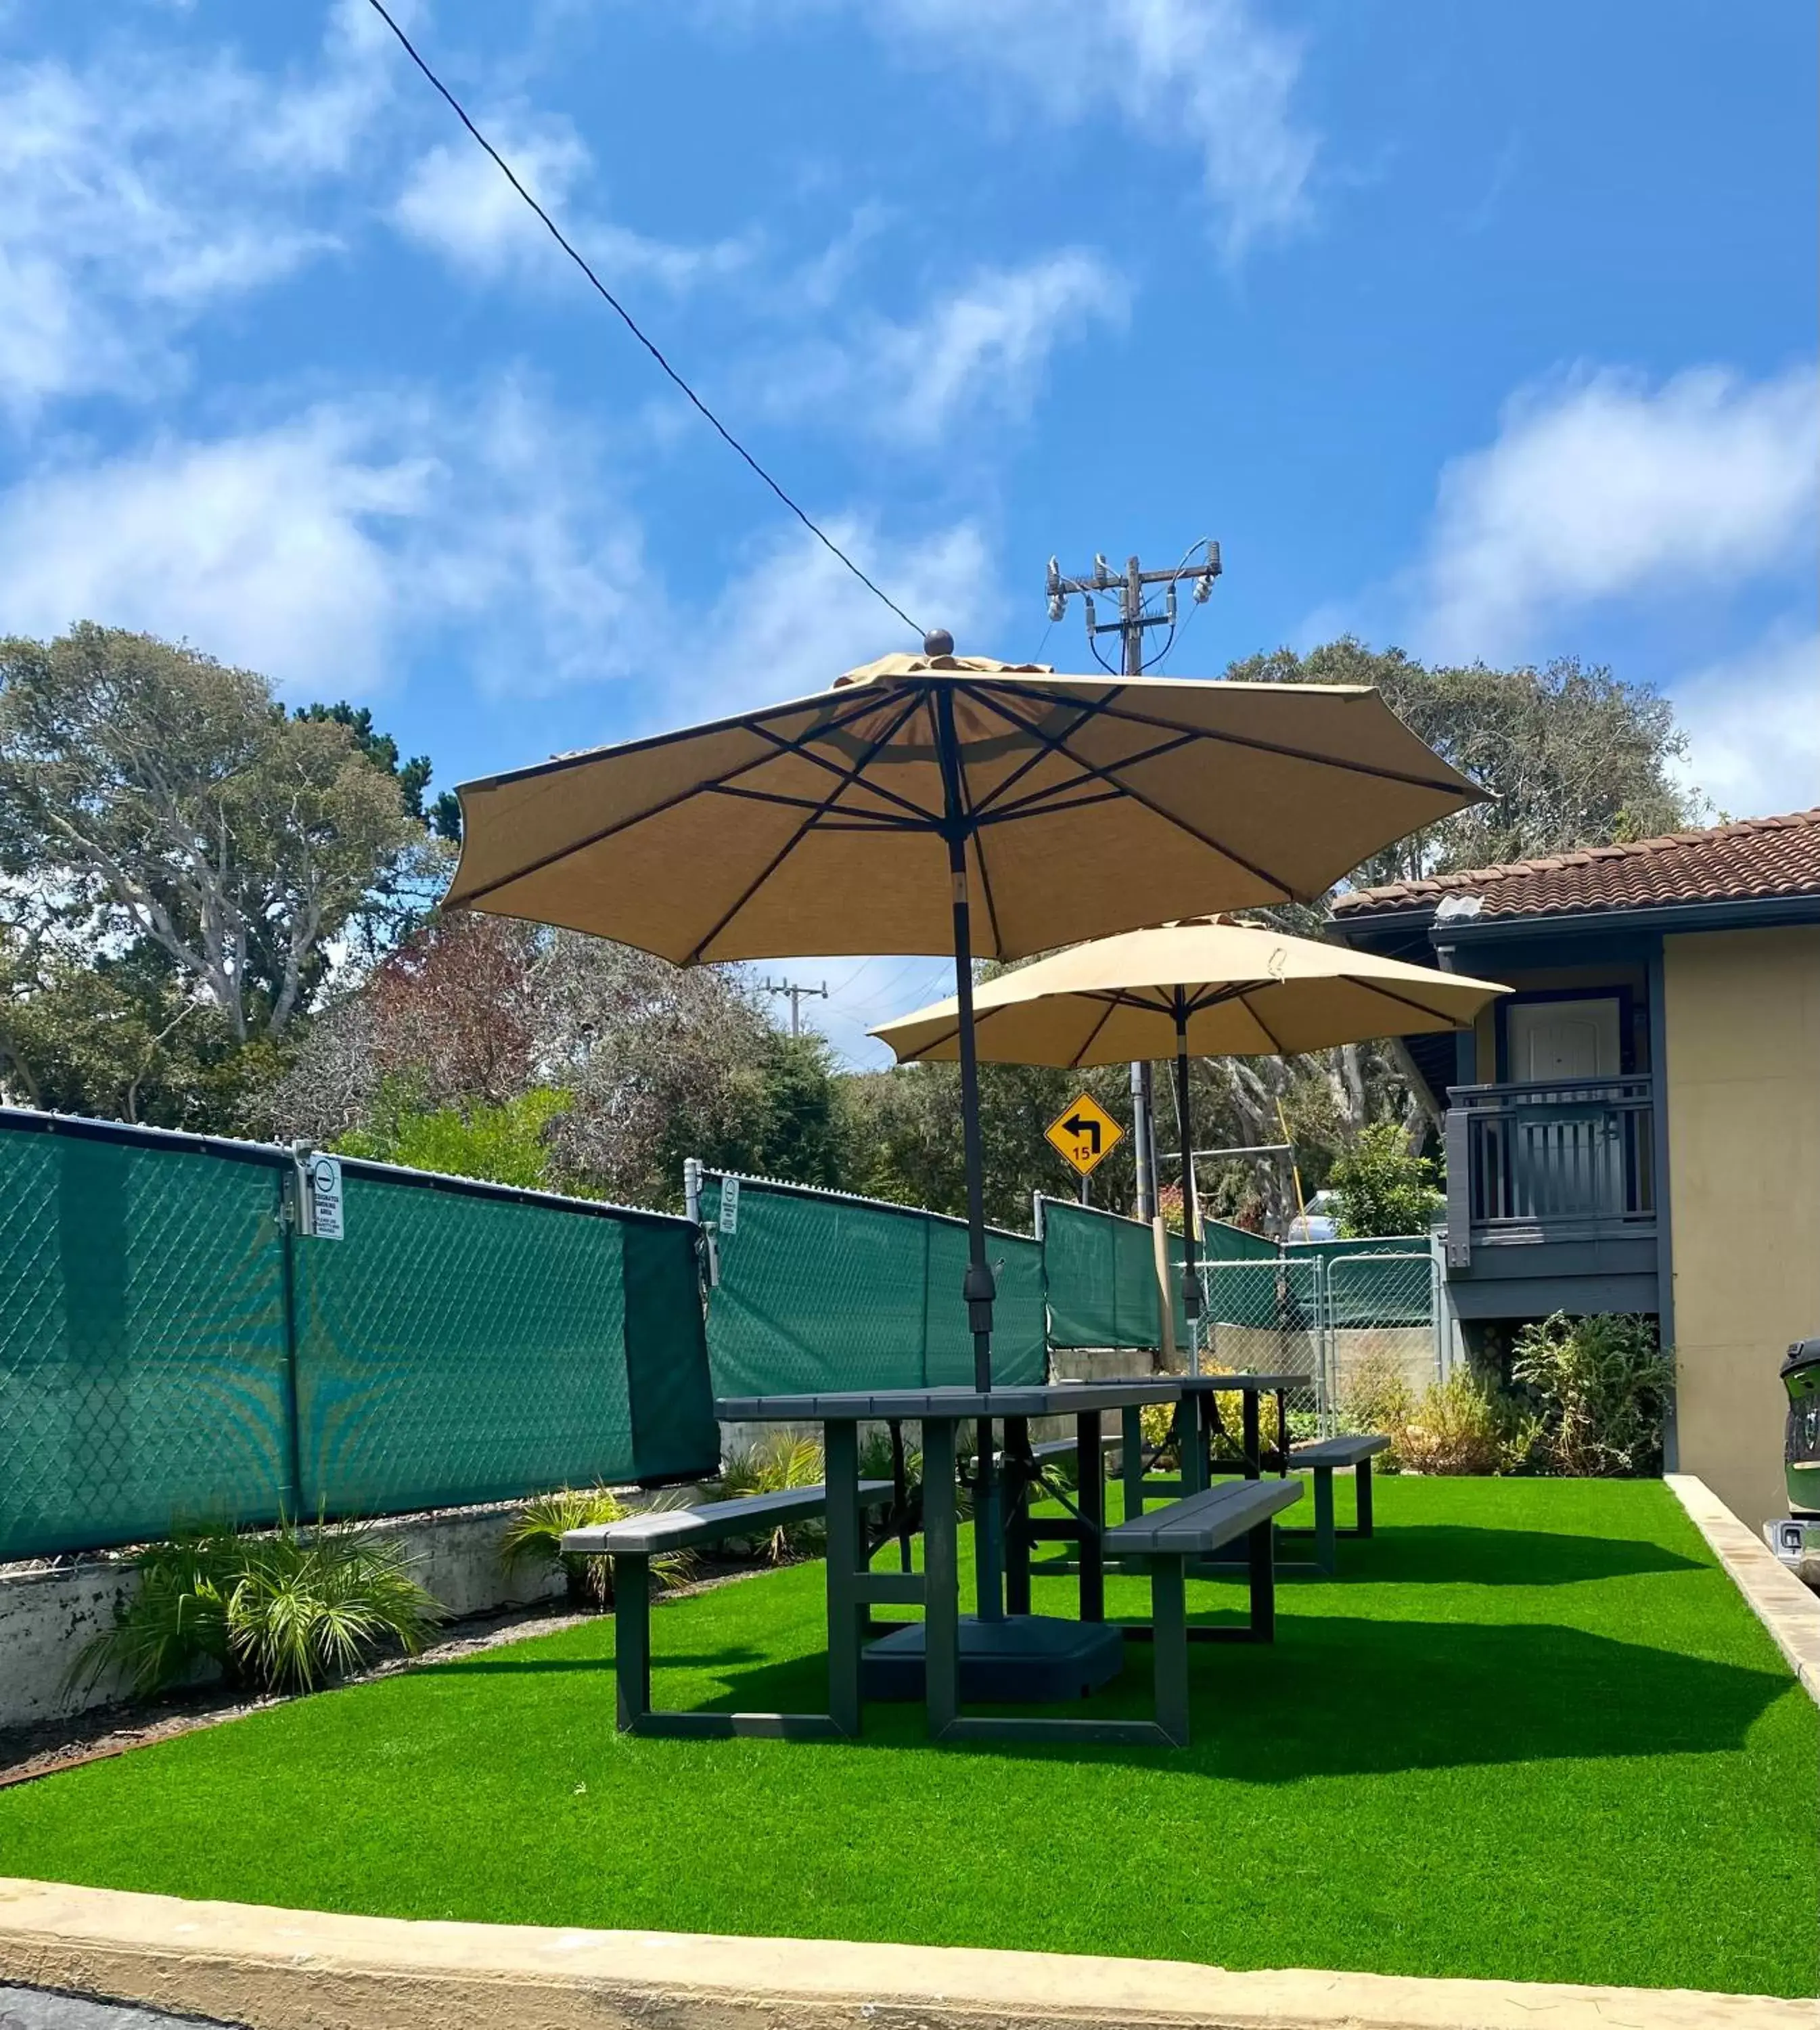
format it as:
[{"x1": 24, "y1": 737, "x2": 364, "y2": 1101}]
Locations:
[{"x1": 275, "y1": 1161, "x2": 306, "y2": 1522}]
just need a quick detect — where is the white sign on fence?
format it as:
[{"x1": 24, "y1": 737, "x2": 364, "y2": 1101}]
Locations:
[
  {"x1": 299, "y1": 1152, "x2": 345, "y2": 1241},
  {"x1": 719, "y1": 1175, "x2": 740, "y2": 1236}
]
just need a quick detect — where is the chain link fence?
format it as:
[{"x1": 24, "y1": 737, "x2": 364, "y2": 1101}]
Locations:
[
  {"x1": 0, "y1": 1109, "x2": 718, "y2": 1562},
  {"x1": 1193, "y1": 1243, "x2": 1438, "y2": 1441}
]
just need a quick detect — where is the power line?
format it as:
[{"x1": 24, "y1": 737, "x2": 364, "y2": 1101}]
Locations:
[{"x1": 363, "y1": 0, "x2": 925, "y2": 642}]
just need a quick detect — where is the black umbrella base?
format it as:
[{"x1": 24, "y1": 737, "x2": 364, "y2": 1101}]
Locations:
[{"x1": 861, "y1": 1614, "x2": 1125, "y2": 1704}]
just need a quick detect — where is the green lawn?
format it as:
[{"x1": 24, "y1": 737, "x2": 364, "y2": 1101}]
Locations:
[{"x1": 1, "y1": 1479, "x2": 1813, "y2": 1996}]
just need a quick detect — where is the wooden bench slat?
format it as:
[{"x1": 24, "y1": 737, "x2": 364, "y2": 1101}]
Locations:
[
  {"x1": 563, "y1": 1481, "x2": 892, "y2": 1556},
  {"x1": 1104, "y1": 1478, "x2": 1301, "y2": 1555},
  {"x1": 1290, "y1": 1435, "x2": 1390, "y2": 1467}
]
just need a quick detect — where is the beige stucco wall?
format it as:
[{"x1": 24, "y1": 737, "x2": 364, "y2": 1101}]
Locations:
[{"x1": 1664, "y1": 925, "x2": 1820, "y2": 1530}]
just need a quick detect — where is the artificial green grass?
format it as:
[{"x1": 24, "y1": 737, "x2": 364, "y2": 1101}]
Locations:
[{"x1": 1, "y1": 1479, "x2": 1813, "y2": 1996}]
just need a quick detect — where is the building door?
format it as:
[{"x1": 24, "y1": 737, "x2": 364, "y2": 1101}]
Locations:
[
  {"x1": 1507, "y1": 996, "x2": 1621, "y2": 1081},
  {"x1": 1505, "y1": 997, "x2": 1623, "y2": 1219}
]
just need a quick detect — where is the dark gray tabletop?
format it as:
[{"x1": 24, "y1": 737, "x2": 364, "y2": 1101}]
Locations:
[
  {"x1": 715, "y1": 1379, "x2": 1181, "y2": 1423},
  {"x1": 1175, "y1": 1371, "x2": 1304, "y2": 1392}
]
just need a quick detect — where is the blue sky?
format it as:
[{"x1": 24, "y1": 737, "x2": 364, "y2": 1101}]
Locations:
[{"x1": 1, "y1": 0, "x2": 1813, "y2": 1061}]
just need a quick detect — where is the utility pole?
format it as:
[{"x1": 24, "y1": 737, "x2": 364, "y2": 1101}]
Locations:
[
  {"x1": 1045, "y1": 542, "x2": 1222, "y2": 1225},
  {"x1": 762, "y1": 978, "x2": 827, "y2": 1037}
]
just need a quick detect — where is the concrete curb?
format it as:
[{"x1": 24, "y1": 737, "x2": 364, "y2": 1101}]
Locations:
[
  {"x1": 0, "y1": 1880, "x2": 1809, "y2": 2030},
  {"x1": 1666, "y1": 1474, "x2": 1820, "y2": 1705}
]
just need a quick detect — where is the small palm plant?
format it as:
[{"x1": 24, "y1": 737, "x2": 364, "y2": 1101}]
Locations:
[
  {"x1": 718, "y1": 1433, "x2": 825, "y2": 1562},
  {"x1": 72, "y1": 1518, "x2": 446, "y2": 1700},
  {"x1": 501, "y1": 1486, "x2": 628, "y2": 1606}
]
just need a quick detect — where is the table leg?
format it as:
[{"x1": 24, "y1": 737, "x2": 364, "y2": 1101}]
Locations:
[
  {"x1": 1183, "y1": 1393, "x2": 1209, "y2": 1495},
  {"x1": 923, "y1": 1417, "x2": 960, "y2": 1736},
  {"x1": 974, "y1": 1416, "x2": 1004, "y2": 1623},
  {"x1": 1357, "y1": 1460, "x2": 1375, "y2": 1536},
  {"x1": 1151, "y1": 1554, "x2": 1190, "y2": 1746},
  {"x1": 823, "y1": 1419, "x2": 864, "y2": 1736},
  {"x1": 1121, "y1": 1403, "x2": 1145, "y2": 1520},
  {"x1": 1275, "y1": 1389, "x2": 1290, "y2": 1478},
  {"x1": 1248, "y1": 1519, "x2": 1276, "y2": 1642},
  {"x1": 1076, "y1": 1409, "x2": 1105, "y2": 1624},
  {"x1": 1003, "y1": 1415, "x2": 1031, "y2": 1617},
  {"x1": 1314, "y1": 1466, "x2": 1336, "y2": 1575},
  {"x1": 1242, "y1": 1389, "x2": 1261, "y2": 1481},
  {"x1": 613, "y1": 1553, "x2": 651, "y2": 1732}
]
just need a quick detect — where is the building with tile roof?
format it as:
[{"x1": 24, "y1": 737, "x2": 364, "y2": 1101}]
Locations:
[{"x1": 1330, "y1": 807, "x2": 1820, "y2": 1536}]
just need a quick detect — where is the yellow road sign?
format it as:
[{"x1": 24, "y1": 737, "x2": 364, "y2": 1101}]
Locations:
[{"x1": 1045, "y1": 1091, "x2": 1124, "y2": 1179}]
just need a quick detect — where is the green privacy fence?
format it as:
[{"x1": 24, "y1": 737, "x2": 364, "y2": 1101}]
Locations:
[
  {"x1": 0, "y1": 1109, "x2": 718, "y2": 1561},
  {"x1": 696, "y1": 1169, "x2": 1047, "y2": 1395},
  {"x1": 1038, "y1": 1198, "x2": 1280, "y2": 1351},
  {"x1": 1287, "y1": 1235, "x2": 1436, "y2": 1327}
]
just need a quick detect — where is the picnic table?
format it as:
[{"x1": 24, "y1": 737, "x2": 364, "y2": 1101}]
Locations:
[
  {"x1": 715, "y1": 1378, "x2": 1196, "y2": 1744},
  {"x1": 1120, "y1": 1370, "x2": 1303, "y2": 1521}
]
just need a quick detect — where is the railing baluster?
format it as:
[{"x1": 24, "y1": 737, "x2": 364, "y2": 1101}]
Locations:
[{"x1": 1446, "y1": 1075, "x2": 1656, "y2": 1245}]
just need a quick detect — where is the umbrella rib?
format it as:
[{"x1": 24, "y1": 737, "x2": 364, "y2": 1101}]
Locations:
[
  {"x1": 681, "y1": 692, "x2": 929, "y2": 963},
  {"x1": 1236, "y1": 988, "x2": 1291, "y2": 1056},
  {"x1": 1354, "y1": 978, "x2": 1477, "y2": 1028},
  {"x1": 976, "y1": 687, "x2": 1303, "y2": 901},
  {"x1": 746, "y1": 716, "x2": 942, "y2": 826},
  {"x1": 451, "y1": 687, "x2": 907, "y2": 907},
  {"x1": 1069, "y1": 995, "x2": 1122, "y2": 1070},
  {"x1": 974, "y1": 731, "x2": 1201, "y2": 824},
  {"x1": 966, "y1": 693, "x2": 1114, "y2": 816},
  {"x1": 999, "y1": 680, "x2": 1487, "y2": 800},
  {"x1": 974, "y1": 786, "x2": 1129, "y2": 827},
  {"x1": 708, "y1": 783, "x2": 923, "y2": 829}
]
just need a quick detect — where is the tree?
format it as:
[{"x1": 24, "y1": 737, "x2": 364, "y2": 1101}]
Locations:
[
  {"x1": 1224, "y1": 639, "x2": 1701, "y2": 888},
  {"x1": 1326, "y1": 1122, "x2": 1442, "y2": 1238},
  {"x1": 0, "y1": 627, "x2": 423, "y2": 1047}
]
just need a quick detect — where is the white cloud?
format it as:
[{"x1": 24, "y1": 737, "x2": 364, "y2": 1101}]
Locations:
[
  {"x1": 0, "y1": 383, "x2": 652, "y2": 700},
  {"x1": 0, "y1": 5, "x2": 395, "y2": 413},
  {"x1": 756, "y1": 251, "x2": 1120, "y2": 445},
  {"x1": 392, "y1": 107, "x2": 752, "y2": 292},
  {"x1": 857, "y1": 0, "x2": 1315, "y2": 256},
  {"x1": 1417, "y1": 364, "x2": 1820, "y2": 662},
  {"x1": 1673, "y1": 628, "x2": 1820, "y2": 822},
  {"x1": 682, "y1": 516, "x2": 1001, "y2": 718}
]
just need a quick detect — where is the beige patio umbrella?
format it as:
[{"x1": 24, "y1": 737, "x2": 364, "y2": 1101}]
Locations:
[
  {"x1": 869, "y1": 916, "x2": 1508, "y2": 1325},
  {"x1": 447, "y1": 645, "x2": 1489, "y2": 1390}
]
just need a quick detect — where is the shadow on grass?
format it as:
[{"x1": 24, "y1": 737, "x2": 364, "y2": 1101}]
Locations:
[
  {"x1": 668, "y1": 1611, "x2": 1791, "y2": 1776},
  {"x1": 425, "y1": 1648, "x2": 767, "y2": 1675},
  {"x1": 1319, "y1": 1523, "x2": 1706, "y2": 1588}
]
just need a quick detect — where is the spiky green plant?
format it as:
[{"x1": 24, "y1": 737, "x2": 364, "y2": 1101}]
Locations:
[
  {"x1": 71, "y1": 1518, "x2": 446, "y2": 1700},
  {"x1": 501, "y1": 1486, "x2": 629, "y2": 1606},
  {"x1": 718, "y1": 1433, "x2": 825, "y2": 1562},
  {"x1": 227, "y1": 1522, "x2": 445, "y2": 1692}
]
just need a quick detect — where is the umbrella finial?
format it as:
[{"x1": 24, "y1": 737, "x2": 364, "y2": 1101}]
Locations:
[{"x1": 922, "y1": 627, "x2": 955, "y2": 658}]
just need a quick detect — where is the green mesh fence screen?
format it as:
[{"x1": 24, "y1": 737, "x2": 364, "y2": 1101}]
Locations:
[
  {"x1": 698, "y1": 1171, "x2": 1045, "y2": 1395},
  {"x1": 1039, "y1": 1198, "x2": 1162, "y2": 1350},
  {"x1": 0, "y1": 1110, "x2": 717, "y2": 1561},
  {"x1": 293, "y1": 1166, "x2": 716, "y2": 1514},
  {"x1": 0, "y1": 1116, "x2": 292, "y2": 1559},
  {"x1": 1291, "y1": 1238, "x2": 1435, "y2": 1328}
]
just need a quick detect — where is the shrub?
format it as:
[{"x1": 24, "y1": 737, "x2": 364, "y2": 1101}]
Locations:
[
  {"x1": 1398, "y1": 1371, "x2": 1527, "y2": 1476},
  {"x1": 501, "y1": 1486, "x2": 628, "y2": 1607},
  {"x1": 1337, "y1": 1352, "x2": 1417, "y2": 1469},
  {"x1": 719, "y1": 1433, "x2": 826, "y2": 1561},
  {"x1": 1328, "y1": 1122, "x2": 1442, "y2": 1238},
  {"x1": 74, "y1": 1519, "x2": 445, "y2": 1700},
  {"x1": 1511, "y1": 1312, "x2": 1672, "y2": 1476}
]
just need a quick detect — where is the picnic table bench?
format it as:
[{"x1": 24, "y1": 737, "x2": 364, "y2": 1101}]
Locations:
[
  {"x1": 1104, "y1": 1476, "x2": 1304, "y2": 1744},
  {"x1": 1279, "y1": 1434, "x2": 1389, "y2": 1572},
  {"x1": 565, "y1": 1481, "x2": 892, "y2": 1735}
]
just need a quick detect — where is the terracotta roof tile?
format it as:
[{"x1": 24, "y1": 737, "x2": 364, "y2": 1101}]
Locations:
[{"x1": 1332, "y1": 808, "x2": 1820, "y2": 921}]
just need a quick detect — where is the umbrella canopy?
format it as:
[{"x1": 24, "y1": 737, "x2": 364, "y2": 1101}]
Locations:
[
  {"x1": 449, "y1": 648, "x2": 1486, "y2": 1395},
  {"x1": 446, "y1": 652, "x2": 1487, "y2": 962},
  {"x1": 869, "y1": 919, "x2": 1507, "y2": 1346},
  {"x1": 868, "y1": 918, "x2": 1509, "y2": 1067}
]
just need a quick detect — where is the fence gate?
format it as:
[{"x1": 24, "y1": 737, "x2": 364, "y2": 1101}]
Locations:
[
  {"x1": 1196, "y1": 1246, "x2": 1440, "y2": 1440},
  {"x1": 1195, "y1": 1257, "x2": 1327, "y2": 1437}
]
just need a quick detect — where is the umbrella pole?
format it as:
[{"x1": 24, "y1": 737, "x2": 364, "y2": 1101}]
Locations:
[
  {"x1": 947, "y1": 834, "x2": 1003, "y2": 1621},
  {"x1": 1173, "y1": 1000, "x2": 1204, "y2": 1376}
]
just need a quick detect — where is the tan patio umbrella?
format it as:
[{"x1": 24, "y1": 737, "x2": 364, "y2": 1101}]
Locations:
[
  {"x1": 869, "y1": 916, "x2": 1508, "y2": 1327},
  {"x1": 447, "y1": 644, "x2": 1488, "y2": 1391}
]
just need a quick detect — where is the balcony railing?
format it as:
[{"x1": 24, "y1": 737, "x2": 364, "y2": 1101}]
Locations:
[{"x1": 1443, "y1": 1077, "x2": 1656, "y2": 1263}]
